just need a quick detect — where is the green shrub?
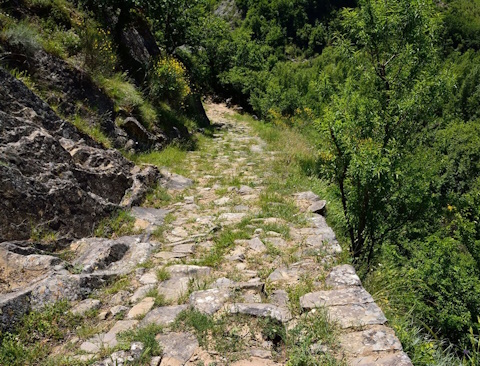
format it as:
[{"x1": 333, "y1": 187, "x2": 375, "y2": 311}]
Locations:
[
  {"x1": 1, "y1": 21, "x2": 41, "y2": 54},
  {"x1": 149, "y1": 56, "x2": 191, "y2": 107}
]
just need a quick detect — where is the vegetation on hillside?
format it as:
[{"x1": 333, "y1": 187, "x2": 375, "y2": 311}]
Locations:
[{"x1": 2, "y1": 0, "x2": 480, "y2": 363}]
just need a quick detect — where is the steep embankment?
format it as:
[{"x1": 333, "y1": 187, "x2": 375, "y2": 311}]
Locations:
[
  {"x1": 0, "y1": 68, "x2": 159, "y2": 242},
  {"x1": 1, "y1": 104, "x2": 412, "y2": 366}
]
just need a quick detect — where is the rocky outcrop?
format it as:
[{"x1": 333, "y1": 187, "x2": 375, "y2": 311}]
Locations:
[{"x1": 0, "y1": 68, "x2": 159, "y2": 242}]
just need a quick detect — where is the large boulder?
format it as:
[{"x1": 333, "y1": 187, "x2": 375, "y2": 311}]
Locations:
[{"x1": 0, "y1": 68, "x2": 159, "y2": 242}]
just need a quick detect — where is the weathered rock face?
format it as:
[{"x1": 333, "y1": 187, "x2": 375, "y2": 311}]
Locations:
[{"x1": 0, "y1": 68, "x2": 159, "y2": 242}]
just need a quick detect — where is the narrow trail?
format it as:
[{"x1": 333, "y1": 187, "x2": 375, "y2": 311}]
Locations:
[{"x1": 62, "y1": 104, "x2": 412, "y2": 365}]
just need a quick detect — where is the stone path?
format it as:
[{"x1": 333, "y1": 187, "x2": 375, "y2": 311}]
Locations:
[{"x1": 1, "y1": 103, "x2": 412, "y2": 365}]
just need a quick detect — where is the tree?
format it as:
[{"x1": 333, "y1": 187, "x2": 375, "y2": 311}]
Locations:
[{"x1": 317, "y1": 0, "x2": 444, "y2": 262}]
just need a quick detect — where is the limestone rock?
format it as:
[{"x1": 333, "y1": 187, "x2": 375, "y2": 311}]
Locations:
[
  {"x1": 167, "y1": 265, "x2": 211, "y2": 279},
  {"x1": 327, "y1": 303, "x2": 387, "y2": 329},
  {"x1": 161, "y1": 170, "x2": 193, "y2": 190},
  {"x1": 349, "y1": 352, "x2": 413, "y2": 366},
  {"x1": 326, "y1": 265, "x2": 361, "y2": 289},
  {"x1": 157, "y1": 332, "x2": 198, "y2": 364},
  {"x1": 140, "y1": 305, "x2": 188, "y2": 327},
  {"x1": 71, "y1": 299, "x2": 101, "y2": 316},
  {"x1": 229, "y1": 303, "x2": 292, "y2": 323},
  {"x1": 339, "y1": 325, "x2": 403, "y2": 356},
  {"x1": 189, "y1": 288, "x2": 231, "y2": 315},
  {"x1": 127, "y1": 297, "x2": 155, "y2": 319},
  {"x1": 300, "y1": 288, "x2": 374, "y2": 308},
  {"x1": 308, "y1": 200, "x2": 327, "y2": 215}
]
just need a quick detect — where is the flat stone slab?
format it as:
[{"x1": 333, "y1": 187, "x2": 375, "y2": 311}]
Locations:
[
  {"x1": 172, "y1": 244, "x2": 195, "y2": 254},
  {"x1": 294, "y1": 191, "x2": 320, "y2": 202},
  {"x1": 326, "y1": 265, "x2": 362, "y2": 289},
  {"x1": 162, "y1": 171, "x2": 193, "y2": 190},
  {"x1": 189, "y1": 288, "x2": 231, "y2": 315},
  {"x1": 131, "y1": 207, "x2": 170, "y2": 227},
  {"x1": 127, "y1": 297, "x2": 155, "y2": 319},
  {"x1": 71, "y1": 299, "x2": 101, "y2": 316},
  {"x1": 140, "y1": 305, "x2": 188, "y2": 327},
  {"x1": 300, "y1": 288, "x2": 374, "y2": 308},
  {"x1": 229, "y1": 303, "x2": 292, "y2": 323},
  {"x1": 167, "y1": 265, "x2": 211, "y2": 279},
  {"x1": 218, "y1": 212, "x2": 247, "y2": 224},
  {"x1": 139, "y1": 271, "x2": 158, "y2": 285},
  {"x1": 153, "y1": 252, "x2": 188, "y2": 261},
  {"x1": 80, "y1": 320, "x2": 138, "y2": 353},
  {"x1": 264, "y1": 237, "x2": 287, "y2": 248},
  {"x1": 158, "y1": 277, "x2": 190, "y2": 301},
  {"x1": 327, "y1": 303, "x2": 387, "y2": 329},
  {"x1": 339, "y1": 325, "x2": 403, "y2": 356},
  {"x1": 131, "y1": 284, "x2": 155, "y2": 303},
  {"x1": 210, "y1": 278, "x2": 264, "y2": 292},
  {"x1": 308, "y1": 200, "x2": 326, "y2": 214},
  {"x1": 247, "y1": 237, "x2": 266, "y2": 252},
  {"x1": 349, "y1": 352, "x2": 413, "y2": 366},
  {"x1": 157, "y1": 332, "x2": 199, "y2": 364},
  {"x1": 267, "y1": 267, "x2": 302, "y2": 283}
]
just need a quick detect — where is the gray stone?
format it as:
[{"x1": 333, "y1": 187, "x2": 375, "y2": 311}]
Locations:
[
  {"x1": 339, "y1": 325, "x2": 403, "y2": 356},
  {"x1": 308, "y1": 200, "x2": 327, "y2": 215},
  {"x1": 71, "y1": 299, "x2": 101, "y2": 315},
  {"x1": 327, "y1": 303, "x2": 387, "y2": 329},
  {"x1": 127, "y1": 297, "x2": 155, "y2": 319},
  {"x1": 270, "y1": 290, "x2": 289, "y2": 308},
  {"x1": 158, "y1": 277, "x2": 190, "y2": 301},
  {"x1": 264, "y1": 237, "x2": 287, "y2": 248},
  {"x1": 250, "y1": 349, "x2": 272, "y2": 359},
  {"x1": 131, "y1": 207, "x2": 170, "y2": 227},
  {"x1": 300, "y1": 288, "x2": 374, "y2": 308},
  {"x1": 267, "y1": 267, "x2": 302, "y2": 283},
  {"x1": 238, "y1": 185, "x2": 254, "y2": 195},
  {"x1": 189, "y1": 288, "x2": 231, "y2": 315},
  {"x1": 172, "y1": 244, "x2": 195, "y2": 254},
  {"x1": 326, "y1": 265, "x2": 361, "y2": 289},
  {"x1": 110, "y1": 305, "x2": 129, "y2": 317},
  {"x1": 140, "y1": 305, "x2": 188, "y2": 327},
  {"x1": 72, "y1": 238, "x2": 129, "y2": 273},
  {"x1": 229, "y1": 303, "x2": 292, "y2": 323},
  {"x1": 139, "y1": 271, "x2": 158, "y2": 285},
  {"x1": 110, "y1": 290, "x2": 130, "y2": 306},
  {"x1": 246, "y1": 237, "x2": 267, "y2": 252},
  {"x1": 349, "y1": 352, "x2": 413, "y2": 366},
  {"x1": 167, "y1": 265, "x2": 211, "y2": 279},
  {"x1": 218, "y1": 212, "x2": 247, "y2": 224},
  {"x1": 153, "y1": 252, "x2": 188, "y2": 261},
  {"x1": 305, "y1": 236, "x2": 342, "y2": 254},
  {"x1": 0, "y1": 288, "x2": 31, "y2": 332},
  {"x1": 157, "y1": 332, "x2": 199, "y2": 364},
  {"x1": 161, "y1": 170, "x2": 193, "y2": 190},
  {"x1": 131, "y1": 285, "x2": 155, "y2": 303},
  {"x1": 294, "y1": 191, "x2": 320, "y2": 202}
]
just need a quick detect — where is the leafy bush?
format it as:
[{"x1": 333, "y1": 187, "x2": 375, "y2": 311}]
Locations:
[{"x1": 149, "y1": 56, "x2": 191, "y2": 107}]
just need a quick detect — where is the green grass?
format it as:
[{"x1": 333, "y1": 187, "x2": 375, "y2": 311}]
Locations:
[
  {"x1": 193, "y1": 227, "x2": 250, "y2": 267},
  {"x1": 156, "y1": 267, "x2": 171, "y2": 282},
  {"x1": 0, "y1": 301, "x2": 82, "y2": 366},
  {"x1": 70, "y1": 115, "x2": 112, "y2": 148},
  {"x1": 94, "y1": 210, "x2": 138, "y2": 238},
  {"x1": 132, "y1": 144, "x2": 189, "y2": 174},
  {"x1": 117, "y1": 324, "x2": 163, "y2": 364},
  {"x1": 103, "y1": 276, "x2": 131, "y2": 295},
  {"x1": 286, "y1": 309, "x2": 344, "y2": 366}
]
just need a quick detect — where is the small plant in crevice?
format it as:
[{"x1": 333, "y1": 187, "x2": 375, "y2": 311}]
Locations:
[{"x1": 94, "y1": 210, "x2": 138, "y2": 238}]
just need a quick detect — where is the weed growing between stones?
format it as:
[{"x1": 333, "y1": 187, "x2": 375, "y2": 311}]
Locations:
[
  {"x1": 0, "y1": 301, "x2": 82, "y2": 366},
  {"x1": 286, "y1": 309, "x2": 345, "y2": 366},
  {"x1": 94, "y1": 210, "x2": 138, "y2": 238},
  {"x1": 117, "y1": 324, "x2": 163, "y2": 364}
]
